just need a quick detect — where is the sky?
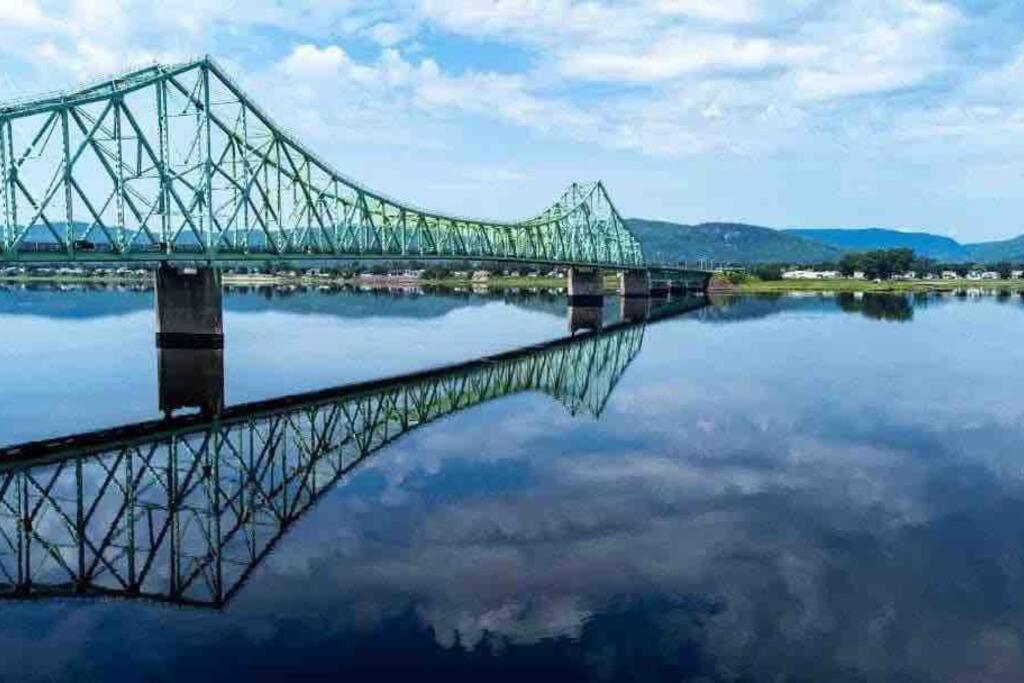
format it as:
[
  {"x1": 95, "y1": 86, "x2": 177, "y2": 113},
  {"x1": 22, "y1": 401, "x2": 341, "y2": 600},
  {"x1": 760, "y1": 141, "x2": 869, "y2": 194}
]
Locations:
[{"x1": 1, "y1": 1, "x2": 1024, "y2": 242}]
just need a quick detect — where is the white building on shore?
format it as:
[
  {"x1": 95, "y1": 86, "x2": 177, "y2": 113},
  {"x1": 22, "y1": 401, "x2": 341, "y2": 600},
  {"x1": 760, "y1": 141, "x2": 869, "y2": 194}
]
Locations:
[{"x1": 781, "y1": 269, "x2": 842, "y2": 280}]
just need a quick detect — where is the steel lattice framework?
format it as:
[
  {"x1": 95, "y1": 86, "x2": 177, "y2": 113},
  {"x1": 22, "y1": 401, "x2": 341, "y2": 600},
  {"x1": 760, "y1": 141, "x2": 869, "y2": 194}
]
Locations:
[
  {"x1": 0, "y1": 57, "x2": 645, "y2": 268},
  {"x1": 0, "y1": 319, "x2": 653, "y2": 608}
]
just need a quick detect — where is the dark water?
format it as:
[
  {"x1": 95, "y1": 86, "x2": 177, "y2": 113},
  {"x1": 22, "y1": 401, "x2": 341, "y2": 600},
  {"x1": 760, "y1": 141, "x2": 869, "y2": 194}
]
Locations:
[{"x1": 3, "y1": 287, "x2": 1024, "y2": 681}]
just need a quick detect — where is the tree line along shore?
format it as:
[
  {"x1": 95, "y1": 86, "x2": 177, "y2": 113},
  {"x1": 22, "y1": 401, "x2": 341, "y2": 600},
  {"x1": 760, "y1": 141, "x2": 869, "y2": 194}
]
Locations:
[{"x1": 714, "y1": 247, "x2": 1024, "y2": 292}]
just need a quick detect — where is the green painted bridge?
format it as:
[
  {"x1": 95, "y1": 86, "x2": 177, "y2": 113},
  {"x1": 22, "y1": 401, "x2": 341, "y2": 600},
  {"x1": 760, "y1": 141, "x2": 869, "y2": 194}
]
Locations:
[{"x1": 0, "y1": 56, "x2": 701, "y2": 283}]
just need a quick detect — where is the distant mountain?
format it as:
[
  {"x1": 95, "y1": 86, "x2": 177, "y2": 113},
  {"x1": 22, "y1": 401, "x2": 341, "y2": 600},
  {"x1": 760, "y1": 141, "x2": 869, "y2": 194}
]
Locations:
[
  {"x1": 627, "y1": 219, "x2": 842, "y2": 264},
  {"x1": 783, "y1": 228, "x2": 968, "y2": 261},
  {"x1": 15, "y1": 218, "x2": 1024, "y2": 265},
  {"x1": 629, "y1": 219, "x2": 1024, "y2": 264},
  {"x1": 964, "y1": 235, "x2": 1024, "y2": 263}
]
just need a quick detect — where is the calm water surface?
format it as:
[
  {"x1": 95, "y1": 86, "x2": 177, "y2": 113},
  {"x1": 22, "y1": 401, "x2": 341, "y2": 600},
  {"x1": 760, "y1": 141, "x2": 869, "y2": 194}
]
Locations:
[{"x1": 3, "y1": 287, "x2": 1024, "y2": 681}]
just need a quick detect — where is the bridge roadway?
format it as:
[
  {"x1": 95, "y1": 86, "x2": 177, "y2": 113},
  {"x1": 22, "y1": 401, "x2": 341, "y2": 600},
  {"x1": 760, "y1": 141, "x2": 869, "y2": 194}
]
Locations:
[
  {"x1": 0, "y1": 294, "x2": 707, "y2": 608},
  {"x1": 0, "y1": 57, "x2": 709, "y2": 293}
]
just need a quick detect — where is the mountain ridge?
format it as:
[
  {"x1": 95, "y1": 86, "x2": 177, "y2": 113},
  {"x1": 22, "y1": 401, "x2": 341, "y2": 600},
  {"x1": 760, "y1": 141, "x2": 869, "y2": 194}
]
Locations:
[{"x1": 627, "y1": 219, "x2": 1024, "y2": 264}]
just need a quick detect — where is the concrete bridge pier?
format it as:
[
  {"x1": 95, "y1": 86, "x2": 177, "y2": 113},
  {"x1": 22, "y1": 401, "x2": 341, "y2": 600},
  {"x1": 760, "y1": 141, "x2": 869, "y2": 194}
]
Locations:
[
  {"x1": 618, "y1": 270, "x2": 650, "y2": 298},
  {"x1": 568, "y1": 267, "x2": 604, "y2": 306},
  {"x1": 155, "y1": 264, "x2": 224, "y2": 348},
  {"x1": 155, "y1": 263, "x2": 225, "y2": 418}
]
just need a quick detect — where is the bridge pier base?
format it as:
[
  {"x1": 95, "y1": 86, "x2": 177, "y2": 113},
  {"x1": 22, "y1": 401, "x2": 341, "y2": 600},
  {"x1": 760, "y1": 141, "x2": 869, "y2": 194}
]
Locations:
[
  {"x1": 618, "y1": 270, "x2": 650, "y2": 298},
  {"x1": 155, "y1": 264, "x2": 225, "y2": 418},
  {"x1": 568, "y1": 267, "x2": 604, "y2": 306},
  {"x1": 155, "y1": 264, "x2": 224, "y2": 349}
]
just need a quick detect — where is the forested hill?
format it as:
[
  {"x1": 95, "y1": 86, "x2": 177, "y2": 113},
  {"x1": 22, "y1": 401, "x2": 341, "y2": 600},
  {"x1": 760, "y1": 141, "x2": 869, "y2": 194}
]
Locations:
[
  {"x1": 783, "y1": 228, "x2": 967, "y2": 261},
  {"x1": 628, "y1": 219, "x2": 1024, "y2": 264},
  {"x1": 965, "y1": 235, "x2": 1024, "y2": 262},
  {"x1": 626, "y1": 219, "x2": 842, "y2": 264}
]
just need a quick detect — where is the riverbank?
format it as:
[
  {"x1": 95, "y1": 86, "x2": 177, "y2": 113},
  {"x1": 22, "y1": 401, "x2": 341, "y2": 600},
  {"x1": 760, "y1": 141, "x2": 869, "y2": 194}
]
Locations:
[{"x1": 723, "y1": 278, "x2": 1024, "y2": 293}]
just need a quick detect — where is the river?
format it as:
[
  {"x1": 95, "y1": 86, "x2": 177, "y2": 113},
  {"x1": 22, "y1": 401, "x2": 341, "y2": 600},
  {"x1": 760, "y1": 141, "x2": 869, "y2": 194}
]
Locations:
[{"x1": 2, "y1": 286, "x2": 1023, "y2": 681}]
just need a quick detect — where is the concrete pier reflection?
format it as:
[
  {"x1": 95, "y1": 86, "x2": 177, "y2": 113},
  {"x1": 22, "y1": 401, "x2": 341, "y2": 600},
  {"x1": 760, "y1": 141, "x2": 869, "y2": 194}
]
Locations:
[
  {"x1": 568, "y1": 305, "x2": 604, "y2": 333},
  {"x1": 158, "y1": 347, "x2": 224, "y2": 417},
  {"x1": 620, "y1": 296, "x2": 651, "y2": 323}
]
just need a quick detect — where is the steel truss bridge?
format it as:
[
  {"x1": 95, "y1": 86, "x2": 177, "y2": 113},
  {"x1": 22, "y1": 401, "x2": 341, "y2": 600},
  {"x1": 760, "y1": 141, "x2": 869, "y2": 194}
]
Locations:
[
  {"x1": 0, "y1": 57, "x2": 661, "y2": 271},
  {"x1": 0, "y1": 297, "x2": 705, "y2": 609}
]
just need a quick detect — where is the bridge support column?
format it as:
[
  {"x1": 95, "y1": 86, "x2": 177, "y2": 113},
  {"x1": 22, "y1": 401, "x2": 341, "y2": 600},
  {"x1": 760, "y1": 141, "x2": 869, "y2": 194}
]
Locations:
[
  {"x1": 568, "y1": 267, "x2": 604, "y2": 306},
  {"x1": 156, "y1": 264, "x2": 224, "y2": 418},
  {"x1": 568, "y1": 305, "x2": 603, "y2": 334},
  {"x1": 618, "y1": 270, "x2": 650, "y2": 298},
  {"x1": 155, "y1": 264, "x2": 223, "y2": 348}
]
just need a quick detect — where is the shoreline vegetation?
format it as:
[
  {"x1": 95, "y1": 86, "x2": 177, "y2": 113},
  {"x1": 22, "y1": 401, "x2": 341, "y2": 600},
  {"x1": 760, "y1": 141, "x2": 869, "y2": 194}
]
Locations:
[{"x1": 717, "y1": 277, "x2": 1024, "y2": 293}]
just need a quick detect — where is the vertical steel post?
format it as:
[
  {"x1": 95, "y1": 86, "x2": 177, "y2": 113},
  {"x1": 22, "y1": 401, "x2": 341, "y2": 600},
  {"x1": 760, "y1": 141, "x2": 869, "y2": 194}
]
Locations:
[
  {"x1": 0, "y1": 117, "x2": 9, "y2": 251},
  {"x1": 75, "y1": 458, "x2": 84, "y2": 591},
  {"x1": 61, "y1": 107, "x2": 73, "y2": 253},
  {"x1": 19, "y1": 474, "x2": 29, "y2": 591},
  {"x1": 114, "y1": 99, "x2": 126, "y2": 250},
  {"x1": 126, "y1": 448, "x2": 136, "y2": 590},
  {"x1": 240, "y1": 105, "x2": 249, "y2": 251},
  {"x1": 202, "y1": 63, "x2": 214, "y2": 253},
  {"x1": 168, "y1": 436, "x2": 179, "y2": 598},
  {"x1": 156, "y1": 77, "x2": 170, "y2": 251},
  {"x1": 275, "y1": 138, "x2": 282, "y2": 247}
]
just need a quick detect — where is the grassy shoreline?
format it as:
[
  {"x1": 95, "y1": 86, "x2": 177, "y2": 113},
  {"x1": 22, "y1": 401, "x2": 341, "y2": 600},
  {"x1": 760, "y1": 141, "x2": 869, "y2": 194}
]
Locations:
[
  {"x1": 724, "y1": 278, "x2": 1024, "y2": 293},
  {"x1": 6, "y1": 273, "x2": 1021, "y2": 295}
]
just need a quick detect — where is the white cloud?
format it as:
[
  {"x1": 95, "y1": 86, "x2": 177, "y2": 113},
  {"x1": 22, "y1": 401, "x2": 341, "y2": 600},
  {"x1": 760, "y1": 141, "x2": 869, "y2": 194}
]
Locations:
[
  {"x1": 272, "y1": 43, "x2": 593, "y2": 137},
  {"x1": 559, "y1": 31, "x2": 807, "y2": 82},
  {"x1": 788, "y1": 0, "x2": 960, "y2": 100},
  {"x1": 0, "y1": 0, "x2": 48, "y2": 26},
  {"x1": 656, "y1": 0, "x2": 761, "y2": 23},
  {"x1": 3, "y1": 0, "x2": 1024, "y2": 237}
]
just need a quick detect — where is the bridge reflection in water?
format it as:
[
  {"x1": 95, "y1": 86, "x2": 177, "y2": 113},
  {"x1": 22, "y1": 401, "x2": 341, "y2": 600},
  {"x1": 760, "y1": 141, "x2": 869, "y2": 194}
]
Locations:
[{"x1": 0, "y1": 295, "x2": 707, "y2": 609}]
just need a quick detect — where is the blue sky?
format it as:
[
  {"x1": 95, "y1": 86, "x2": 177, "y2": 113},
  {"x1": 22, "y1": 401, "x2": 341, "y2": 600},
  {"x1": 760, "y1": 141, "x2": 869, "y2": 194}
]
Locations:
[{"x1": 2, "y1": 1, "x2": 1024, "y2": 241}]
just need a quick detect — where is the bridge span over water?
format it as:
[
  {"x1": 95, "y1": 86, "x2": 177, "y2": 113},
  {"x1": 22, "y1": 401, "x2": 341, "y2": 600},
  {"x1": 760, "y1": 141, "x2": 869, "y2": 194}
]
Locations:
[
  {"x1": 0, "y1": 57, "x2": 707, "y2": 290},
  {"x1": 0, "y1": 57, "x2": 708, "y2": 341},
  {"x1": 0, "y1": 295, "x2": 707, "y2": 608}
]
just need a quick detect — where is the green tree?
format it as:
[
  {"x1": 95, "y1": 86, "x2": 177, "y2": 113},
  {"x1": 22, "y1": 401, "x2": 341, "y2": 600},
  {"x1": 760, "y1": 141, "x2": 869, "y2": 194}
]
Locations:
[
  {"x1": 751, "y1": 264, "x2": 783, "y2": 281},
  {"x1": 838, "y1": 253, "x2": 863, "y2": 277}
]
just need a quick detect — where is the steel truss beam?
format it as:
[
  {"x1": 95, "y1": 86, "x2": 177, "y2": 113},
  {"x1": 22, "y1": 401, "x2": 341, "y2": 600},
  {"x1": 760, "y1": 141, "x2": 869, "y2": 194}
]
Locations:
[{"x1": 0, "y1": 57, "x2": 646, "y2": 269}]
